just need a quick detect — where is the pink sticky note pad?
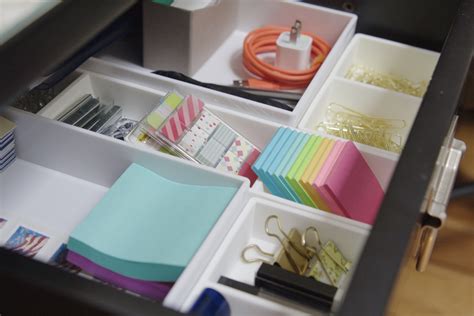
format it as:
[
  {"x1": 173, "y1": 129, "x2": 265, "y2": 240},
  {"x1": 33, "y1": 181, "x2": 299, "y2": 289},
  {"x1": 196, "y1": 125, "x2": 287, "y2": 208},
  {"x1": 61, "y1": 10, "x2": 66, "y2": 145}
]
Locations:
[
  {"x1": 320, "y1": 141, "x2": 383, "y2": 224},
  {"x1": 312, "y1": 140, "x2": 346, "y2": 217}
]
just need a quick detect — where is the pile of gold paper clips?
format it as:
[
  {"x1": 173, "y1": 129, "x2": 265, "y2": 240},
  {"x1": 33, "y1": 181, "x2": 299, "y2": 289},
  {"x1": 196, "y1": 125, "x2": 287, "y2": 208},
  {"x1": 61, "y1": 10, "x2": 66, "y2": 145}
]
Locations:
[
  {"x1": 346, "y1": 64, "x2": 428, "y2": 97},
  {"x1": 316, "y1": 103, "x2": 406, "y2": 153}
]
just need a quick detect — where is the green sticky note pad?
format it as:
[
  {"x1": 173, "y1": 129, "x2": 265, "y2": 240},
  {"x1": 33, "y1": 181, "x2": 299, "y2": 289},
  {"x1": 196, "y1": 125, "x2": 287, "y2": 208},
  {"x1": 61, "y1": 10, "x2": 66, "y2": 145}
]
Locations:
[
  {"x1": 68, "y1": 163, "x2": 238, "y2": 282},
  {"x1": 287, "y1": 136, "x2": 323, "y2": 207},
  {"x1": 164, "y1": 92, "x2": 184, "y2": 109}
]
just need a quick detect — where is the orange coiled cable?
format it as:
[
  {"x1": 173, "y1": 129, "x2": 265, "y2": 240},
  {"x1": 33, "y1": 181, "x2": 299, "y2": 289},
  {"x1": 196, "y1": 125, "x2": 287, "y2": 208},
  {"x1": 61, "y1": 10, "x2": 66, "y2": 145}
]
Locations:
[{"x1": 242, "y1": 26, "x2": 331, "y2": 89}]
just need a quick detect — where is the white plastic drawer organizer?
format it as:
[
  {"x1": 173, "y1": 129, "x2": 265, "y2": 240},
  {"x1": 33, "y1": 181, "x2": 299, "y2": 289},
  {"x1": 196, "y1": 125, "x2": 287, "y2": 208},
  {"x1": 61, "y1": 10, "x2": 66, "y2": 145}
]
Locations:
[
  {"x1": 1, "y1": 108, "x2": 369, "y2": 316},
  {"x1": 2, "y1": 34, "x2": 440, "y2": 316},
  {"x1": 1, "y1": 69, "x2": 387, "y2": 315},
  {"x1": 299, "y1": 34, "x2": 440, "y2": 151}
]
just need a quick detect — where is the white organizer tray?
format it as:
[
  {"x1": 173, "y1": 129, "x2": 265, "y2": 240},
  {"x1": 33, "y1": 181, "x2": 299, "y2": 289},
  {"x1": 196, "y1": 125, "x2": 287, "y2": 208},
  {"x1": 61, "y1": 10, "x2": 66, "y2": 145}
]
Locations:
[
  {"x1": 37, "y1": 70, "x2": 398, "y2": 190},
  {"x1": 164, "y1": 193, "x2": 370, "y2": 315},
  {"x1": 93, "y1": 0, "x2": 358, "y2": 126},
  {"x1": 0, "y1": 108, "x2": 249, "y2": 298},
  {"x1": 5, "y1": 65, "x2": 396, "y2": 315},
  {"x1": 299, "y1": 34, "x2": 440, "y2": 153}
]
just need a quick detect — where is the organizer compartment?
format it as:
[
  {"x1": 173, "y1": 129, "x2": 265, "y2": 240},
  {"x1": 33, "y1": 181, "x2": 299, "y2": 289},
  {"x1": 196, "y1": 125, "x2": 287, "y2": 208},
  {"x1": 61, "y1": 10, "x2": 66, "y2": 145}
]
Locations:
[
  {"x1": 298, "y1": 34, "x2": 440, "y2": 154},
  {"x1": 164, "y1": 193, "x2": 369, "y2": 315},
  {"x1": 332, "y1": 34, "x2": 440, "y2": 95},
  {"x1": 102, "y1": 0, "x2": 358, "y2": 126},
  {"x1": 0, "y1": 108, "x2": 248, "y2": 296},
  {"x1": 298, "y1": 78, "x2": 422, "y2": 150},
  {"x1": 36, "y1": 70, "x2": 398, "y2": 191}
]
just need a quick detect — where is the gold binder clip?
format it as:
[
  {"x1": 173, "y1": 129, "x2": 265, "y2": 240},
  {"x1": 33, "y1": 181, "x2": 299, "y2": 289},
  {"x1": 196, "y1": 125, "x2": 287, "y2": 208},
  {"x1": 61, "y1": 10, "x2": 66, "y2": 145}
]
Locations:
[
  {"x1": 302, "y1": 226, "x2": 352, "y2": 287},
  {"x1": 241, "y1": 244, "x2": 275, "y2": 265},
  {"x1": 241, "y1": 215, "x2": 310, "y2": 275},
  {"x1": 265, "y1": 215, "x2": 310, "y2": 275}
]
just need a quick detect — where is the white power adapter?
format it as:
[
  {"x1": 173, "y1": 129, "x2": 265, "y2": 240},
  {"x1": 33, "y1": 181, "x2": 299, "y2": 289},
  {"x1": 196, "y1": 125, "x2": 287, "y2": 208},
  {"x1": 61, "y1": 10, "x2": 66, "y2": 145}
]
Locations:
[{"x1": 276, "y1": 20, "x2": 313, "y2": 71}]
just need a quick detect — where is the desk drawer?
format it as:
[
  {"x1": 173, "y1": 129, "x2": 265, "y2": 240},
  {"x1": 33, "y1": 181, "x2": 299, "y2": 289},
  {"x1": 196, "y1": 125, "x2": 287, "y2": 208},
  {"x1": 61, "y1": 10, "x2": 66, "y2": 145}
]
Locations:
[{"x1": 0, "y1": 1, "x2": 472, "y2": 315}]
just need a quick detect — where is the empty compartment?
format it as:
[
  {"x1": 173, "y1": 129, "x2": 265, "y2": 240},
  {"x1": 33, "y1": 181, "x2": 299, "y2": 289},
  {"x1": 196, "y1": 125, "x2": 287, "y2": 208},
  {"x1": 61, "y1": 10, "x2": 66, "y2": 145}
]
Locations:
[
  {"x1": 333, "y1": 34, "x2": 439, "y2": 97},
  {"x1": 0, "y1": 108, "x2": 248, "y2": 300},
  {"x1": 298, "y1": 78, "x2": 422, "y2": 152},
  {"x1": 165, "y1": 194, "x2": 369, "y2": 315}
]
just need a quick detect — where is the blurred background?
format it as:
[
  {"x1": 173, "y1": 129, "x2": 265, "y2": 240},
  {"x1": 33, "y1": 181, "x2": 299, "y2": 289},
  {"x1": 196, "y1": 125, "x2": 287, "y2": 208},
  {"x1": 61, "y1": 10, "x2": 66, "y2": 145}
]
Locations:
[{"x1": 387, "y1": 60, "x2": 474, "y2": 316}]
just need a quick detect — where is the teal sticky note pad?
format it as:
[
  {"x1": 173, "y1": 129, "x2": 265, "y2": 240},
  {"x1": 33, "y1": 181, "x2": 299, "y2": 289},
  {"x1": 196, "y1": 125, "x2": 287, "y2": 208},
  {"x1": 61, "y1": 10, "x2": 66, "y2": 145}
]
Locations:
[
  {"x1": 259, "y1": 128, "x2": 292, "y2": 197},
  {"x1": 266, "y1": 130, "x2": 301, "y2": 200},
  {"x1": 252, "y1": 128, "x2": 286, "y2": 196},
  {"x1": 263, "y1": 128, "x2": 296, "y2": 199},
  {"x1": 68, "y1": 164, "x2": 238, "y2": 282},
  {"x1": 276, "y1": 133, "x2": 310, "y2": 202}
]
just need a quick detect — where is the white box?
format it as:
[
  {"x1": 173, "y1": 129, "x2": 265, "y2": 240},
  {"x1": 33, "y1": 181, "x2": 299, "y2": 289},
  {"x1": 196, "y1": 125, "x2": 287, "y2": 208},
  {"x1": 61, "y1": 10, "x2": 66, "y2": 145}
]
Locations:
[
  {"x1": 165, "y1": 193, "x2": 370, "y2": 315},
  {"x1": 299, "y1": 34, "x2": 440, "y2": 153}
]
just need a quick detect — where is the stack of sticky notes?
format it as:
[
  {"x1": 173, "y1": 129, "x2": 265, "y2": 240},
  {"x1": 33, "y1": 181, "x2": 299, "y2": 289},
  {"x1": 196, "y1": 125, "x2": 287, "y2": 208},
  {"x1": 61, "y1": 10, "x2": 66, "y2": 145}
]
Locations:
[
  {"x1": 252, "y1": 127, "x2": 384, "y2": 224},
  {"x1": 67, "y1": 163, "x2": 238, "y2": 299},
  {"x1": 0, "y1": 116, "x2": 16, "y2": 172},
  {"x1": 129, "y1": 92, "x2": 260, "y2": 184}
]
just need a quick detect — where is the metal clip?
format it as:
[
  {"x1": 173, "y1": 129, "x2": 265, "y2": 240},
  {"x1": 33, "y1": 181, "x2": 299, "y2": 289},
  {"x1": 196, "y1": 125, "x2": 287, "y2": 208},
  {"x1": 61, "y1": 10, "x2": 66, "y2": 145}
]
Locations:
[{"x1": 414, "y1": 116, "x2": 466, "y2": 272}]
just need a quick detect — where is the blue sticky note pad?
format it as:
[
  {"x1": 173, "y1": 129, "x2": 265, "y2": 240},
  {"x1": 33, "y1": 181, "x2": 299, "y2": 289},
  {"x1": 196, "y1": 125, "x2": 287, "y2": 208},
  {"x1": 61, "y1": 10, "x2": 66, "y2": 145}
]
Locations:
[
  {"x1": 252, "y1": 127, "x2": 287, "y2": 196},
  {"x1": 260, "y1": 128, "x2": 293, "y2": 198},
  {"x1": 269, "y1": 131, "x2": 304, "y2": 202},
  {"x1": 262, "y1": 128, "x2": 297, "y2": 199},
  {"x1": 275, "y1": 133, "x2": 310, "y2": 202},
  {"x1": 68, "y1": 163, "x2": 238, "y2": 282}
]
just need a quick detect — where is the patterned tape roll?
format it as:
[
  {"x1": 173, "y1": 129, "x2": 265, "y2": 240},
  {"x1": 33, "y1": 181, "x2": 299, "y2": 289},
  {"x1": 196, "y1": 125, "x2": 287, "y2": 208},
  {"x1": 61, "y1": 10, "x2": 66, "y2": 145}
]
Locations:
[{"x1": 178, "y1": 95, "x2": 204, "y2": 128}]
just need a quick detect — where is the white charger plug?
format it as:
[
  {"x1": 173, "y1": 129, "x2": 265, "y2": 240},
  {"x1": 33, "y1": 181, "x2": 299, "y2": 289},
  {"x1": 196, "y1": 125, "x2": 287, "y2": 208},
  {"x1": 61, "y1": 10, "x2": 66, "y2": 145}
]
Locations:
[{"x1": 276, "y1": 20, "x2": 313, "y2": 71}]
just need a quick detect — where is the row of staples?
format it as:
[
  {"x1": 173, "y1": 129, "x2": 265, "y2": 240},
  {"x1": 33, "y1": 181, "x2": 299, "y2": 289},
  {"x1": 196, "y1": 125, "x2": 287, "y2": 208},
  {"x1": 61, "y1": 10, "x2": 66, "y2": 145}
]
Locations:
[{"x1": 0, "y1": 116, "x2": 16, "y2": 172}]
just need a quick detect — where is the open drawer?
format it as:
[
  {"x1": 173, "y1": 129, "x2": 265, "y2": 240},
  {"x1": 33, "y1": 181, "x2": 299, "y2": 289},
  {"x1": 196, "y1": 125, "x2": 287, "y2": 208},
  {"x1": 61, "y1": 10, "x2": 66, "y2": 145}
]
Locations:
[{"x1": 0, "y1": 0, "x2": 473, "y2": 315}]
